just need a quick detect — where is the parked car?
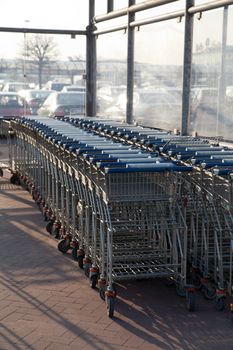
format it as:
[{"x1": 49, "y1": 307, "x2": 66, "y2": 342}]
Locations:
[
  {"x1": 97, "y1": 85, "x2": 127, "y2": 114},
  {"x1": 18, "y1": 89, "x2": 52, "y2": 114},
  {"x1": 104, "y1": 88, "x2": 181, "y2": 129},
  {"x1": 62, "y1": 85, "x2": 86, "y2": 92},
  {"x1": 37, "y1": 91, "x2": 85, "y2": 118},
  {"x1": 0, "y1": 92, "x2": 31, "y2": 118},
  {"x1": 191, "y1": 87, "x2": 218, "y2": 112},
  {"x1": 134, "y1": 89, "x2": 182, "y2": 130},
  {"x1": 43, "y1": 81, "x2": 70, "y2": 91},
  {"x1": 2, "y1": 82, "x2": 31, "y2": 92}
]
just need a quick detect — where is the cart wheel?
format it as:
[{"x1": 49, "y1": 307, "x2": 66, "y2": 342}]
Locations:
[
  {"x1": 57, "y1": 239, "x2": 70, "y2": 254},
  {"x1": 176, "y1": 282, "x2": 186, "y2": 297},
  {"x1": 10, "y1": 174, "x2": 19, "y2": 185},
  {"x1": 99, "y1": 289, "x2": 105, "y2": 301},
  {"x1": 71, "y1": 246, "x2": 78, "y2": 260},
  {"x1": 77, "y1": 255, "x2": 84, "y2": 269},
  {"x1": 215, "y1": 297, "x2": 225, "y2": 311},
  {"x1": 203, "y1": 284, "x2": 216, "y2": 300},
  {"x1": 106, "y1": 297, "x2": 115, "y2": 318},
  {"x1": 53, "y1": 227, "x2": 60, "y2": 239},
  {"x1": 192, "y1": 273, "x2": 202, "y2": 290},
  {"x1": 46, "y1": 221, "x2": 53, "y2": 234},
  {"x1": 84, "y1": 266, "x2": 90, "y2": 278},
  {"x1": 187, "y1": 292, "x2": 195, "y2": 312},
  {"x1": 90, "y1": 275, "x2": 98, "y2": 289},
  {"x1": 164, "y1": 277, "x2": 175, "y2": 287}
]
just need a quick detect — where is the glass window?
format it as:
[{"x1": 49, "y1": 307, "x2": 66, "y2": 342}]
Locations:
[
  {"x1": 96, "y1": 31, "x2": 127, "y2": 121},
  {"x1": 190, "y1": 6, "x2": 233, "y2": 139},
  {"x1": 114, "y1": 1, "x2": 128, "y2": 10},
  {"x1": 134, "y1": 19, "x2": 184, "y2": 130},
  {"x1": 195, "y1": 0, "x2": 215, "y2": 4},
  {"x1": 58, "y1": 93, "x2": 85, "y2": 105},
  {"x1": 135, "y1": 1, "x2": 185, "y2": 20}
]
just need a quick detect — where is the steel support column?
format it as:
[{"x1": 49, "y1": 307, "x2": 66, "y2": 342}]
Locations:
[
  {"x1": 181, "y1": 0, "x2": 194, "y2": 135},
  {"x1": 126, "y1": 0, "x2": 135, "y2": 124},
  {"x1": 216, "y1": 6, "x2": 228, "y2": 135},
  {"x1": 86, "y1": 0, "x2": 97, "y2": 117},
  {"x1": 107, "y1": 0, "x2": 114, "y2": 13}
]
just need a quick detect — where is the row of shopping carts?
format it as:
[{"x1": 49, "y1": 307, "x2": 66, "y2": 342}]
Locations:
[
  {"x1": 6, "y1": 115, "x2": 233, "y2": 317},
  {"x1": 62, "y1": 116, "x2": 233, "y2": 313},
  {"x1": 7, "y1": 116, "x2": 195, "y2": 317}
]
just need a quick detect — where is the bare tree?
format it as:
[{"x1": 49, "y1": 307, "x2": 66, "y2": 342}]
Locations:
[{"x1": 22, "y1": 35, "x2": 59, "y2": 88}]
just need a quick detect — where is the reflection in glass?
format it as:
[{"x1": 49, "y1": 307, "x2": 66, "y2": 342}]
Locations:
[
  {"x1": 134, "y1": 20, "x2": 184, "y2": 130},
  {"x1": 96, "y1": 32, "x2": 127, "y2": 121},
  {"x1": 190, "y1": 7, "x2": 233, "y2": 139}
]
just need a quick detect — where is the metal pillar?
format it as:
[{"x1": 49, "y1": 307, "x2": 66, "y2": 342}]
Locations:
[
  {"x1": 107, "y1": 0, "x2": 114, "y2": 13},
  {"x1": 181, "y1": 0, "x2": 194, "y2": 136},
  {"x1": 86, "y1": 0, "x2": 97, "y2": 117},
  {"x1": 126, "y1": 0, "x2": 135, "y2": 124},
  {"x1": 216, "y1": 6, "x2": 228, "y2": 135}
]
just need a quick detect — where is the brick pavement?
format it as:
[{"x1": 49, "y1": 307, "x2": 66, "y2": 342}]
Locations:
[{"x1": 0, "y1": 153, "x2": 233, "y2": 349}]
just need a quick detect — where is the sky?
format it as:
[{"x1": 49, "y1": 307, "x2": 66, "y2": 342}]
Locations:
[
  {"x1": 0, "y1": 1, "x2": 231, "y2": 64},
  {"x1": 0, "y1": 0, "x2": 89, "y2": 60}
]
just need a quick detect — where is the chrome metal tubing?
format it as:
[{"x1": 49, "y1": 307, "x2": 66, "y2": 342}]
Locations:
[
  {"x1": 130, "y1": 9, "x2": 185, "y2": 27},
  {"x1": 188, "y1": 0, "x2": 233, "y2": 14},
  {"x1": 94, "y1": 0, "x2": 178, "y2": 23}
]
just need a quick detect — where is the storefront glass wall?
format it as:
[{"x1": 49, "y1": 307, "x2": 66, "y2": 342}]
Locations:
[
  {"x1": 133, "y1": 19, "x2": 184, "y2": 130},
  {"x1": 96, "y1": 32, "x2": 127, "y2": 120},
  {"x1": 190, "y1": 6, "x2": 233, "y2": 139}
]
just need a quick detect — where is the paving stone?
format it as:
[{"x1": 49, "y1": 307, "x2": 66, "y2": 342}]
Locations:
[
  {"x1": 0, "y1": 306, "x2": 18, "y2": 321},
  {"x1": 31, "y1": 338, "x2": 52, "y2": 350},
  {"x1": 0, "y1": 146, "x2": 233, "y2": 350}
]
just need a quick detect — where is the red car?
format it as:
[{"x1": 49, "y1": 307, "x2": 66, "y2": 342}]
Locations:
[
  {"x1": 0, "y1": 92, "x2": 31, "y2": 119},
  {"x1": 18, "y1": 89, "x2": 52, "y2": 115}
]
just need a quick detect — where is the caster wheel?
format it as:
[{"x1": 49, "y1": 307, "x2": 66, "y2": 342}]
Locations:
[
  {"x1": 203, "y1": 284, "x2": 216, "y2": 300},
  {"x1": 57, "y1": 239, "x2": 70, "y2": 254},
  {"x1": 99, "y1": 289, "x2": 105, "y2": 301},
  {"x1": 10, "y1": 174, "x2": 19, "y2": 185},
  {"x1": 84, "y1": 266, "x2": 90, "y2": 278},
  {"x1": 90, "y1": 275, "x2": 98, "y2": 289},
  {"x1": 164, "y1": 278, "x2": 175, "y2": 287},
  {"x1": 192, "y1": 273, "x2": 202, "y2": 290},
  {"x1": 106, "y1": 297, "x2": 115, "y2": 318},
  {"x1": 53, "y1": 227, "x2": 60, "y2": 239},
  {"x1": 77, "y1": 255, "x2": 84, "y2": 269},
  {"x1": 176, "y1": 282, "x2": 186, "y2": 297},
  {"x1": 71, "y1": 246, "x2": 78, "y2": 260},
  {"x1": 215, "y1": 298, "x2": 225, "y2": 311},
  {"x1": 187, "y1": 292, "x2": 195, "y2": 312},
  {"x1": 46, "y1": 221, "x2": 53, "y2": 234}
]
